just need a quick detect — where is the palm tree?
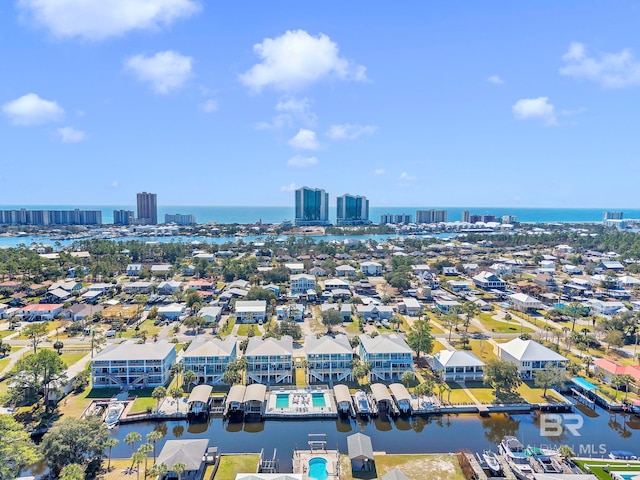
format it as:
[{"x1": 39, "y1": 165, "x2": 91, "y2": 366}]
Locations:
[
  {"x1": 149, "y1": 462, "x2": 168, "y2": 479},
  {"x1": 620, "y1": 374, "x2": 634, "y2": 401},
  {"x1": 171, "y1": 362, "x2": 184, "y2": 386},
  {"x1": 583, "y1": 356, "x2": 593, "y2": 376},
  {"x1": 170, "y1": 386, "x2": 184, "y2": 413},
  {"x1": 152, "y1": 386, "x2": 167, "y2": 412},
  {"x1": 138, "y1": 443, "x2": 153, "y2": 478},
  {"x1": 131, "y1": 451, "x2": 145, "y2": 480},
  {"x1": 171, "y1": 462, "x2": 187, "y2": 480},
  {"x1": 146, "y1": 430, "x2": 163, "y2": 462},
  {"x1": 104, "y1": 438, "x2": 119, "y2": 471},
  {"x1": 125, "y1": 431, "x2": 142, "y2": 459},
  {"x1": 183, "y1": 369, "x2": 197, "y2": 392}
]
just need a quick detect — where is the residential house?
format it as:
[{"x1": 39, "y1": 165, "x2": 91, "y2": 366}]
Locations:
[
  {"x1": 157, "y1": 280, "x2": 182, "y2": 295},
  {"x1": 447, "y1": 280, "x2": 471, "y2": 292},
  {"x1": 66, "y1": 304, "x2": 103, "y2": 322},
  {"x1": 187, "y1": 279, "x2": 214, "y2": 291},
  {"x1": 156, "y1": 439, "x2": 208, "y2": 480},
  {"x1": 356, "y1": 304, "x2": 395, "y2": 320},
  {"x1": 284, "y1": 263, "x2": 305, "y2": 273},
  {"x1": 562, "y1": 264, "x2": 581, "y2": 275},
  {"x1": 587, "y1": 299, "x2": 625, "y2": 316},
  {"x1": 309, "y1": 266, "x2": 327, "y2": 277},
  {"x1": 229, "y1": 279, "x2": 250, "y2": 290},
  {"x1": 593, "y1": 359, "x2": 640, "y2": 392},
  {"x1": 507, "y1": 293, "x2": 543, "y2": 312},
  {"x1": 400, "y1": 297, "x2": 421, "y2": 316},
  {"x1": 360, "y1": 261, "x2": 383, "y2": 276},
  {"x1": 442, "y1": 266, "x2": 459, "y2": 276},
  {"x1": 182, "y1": 336, "x2": 237, "y2": 385},
  {"x1": 126, "y1": 264, "x2": 143, "y2": 276},
  {"x1": 358, "y1": 334, "x2": 414, "y2": 382},
  {"x1": 336, "y1": 265, "x2": 357, "y2": 277},
  {"x1": 17, "y1": 303, "x2": 64, "y2": 321},
  {"x1": 435, "y1": 298, "x2": 461, "y2": 313},
  {"x1": 290, "y1": 274, "x2": 316, "y2": 295},
  {"x1": 150, "y1": 264, "x2": 172, "y2": 277},
  {"x1": 534, "y1": 273, "x2": 557, "y2": 292},
  {"x1": 91, "y1": 340, "x2": 176, "y2": 388},
  {"x1": 46, "y1": 288, "x2": 71, "y2": 303},
  {"x1": 123, "y1": 281, "x2": 153, "y2": 294},
  {"x1": 321, "y1": 303, "x2": 352, "y2": 321},
  {"x1": 198, "y1": 306, "x2": 222, "y2": 325},
  {"x1": 432, "y1": 350, "x2": 485, "y2": 381},
  {"x1": 277, "y1": 303, "x2": 305, "y2": 321},
  {"x1": 324, "y1": 278, "x2": 350, "y2": 291},
  {"x1": 305, "y1": 334, "x2": 353, "y2": 382},
  {"x1": 498, "y1": 338, "x2": 567, "y2": 379},
  {"x1": 245, "y1": 336, "x2": 293, "y2": 384},
  {"x1": 234, "y1": 300, "x2": 267, "y2": 323},
  {"x1": 157, "y1": 303, "x2": 186, "y2": 320},
  {"x1": 600, "y1": 260, "x2": 625, "y2": 271},
  {"x1": 473, "y1": 271, "x2": 506, "y2": 290},
  {"x1": 49, "y1": 280, "x2": 83, "y2": 293},
  {"x1": 411, "y1": 264, "x2": 431, "y2": 276}
]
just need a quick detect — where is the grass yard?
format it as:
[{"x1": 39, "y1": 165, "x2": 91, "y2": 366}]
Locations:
[
  {"x1": 339, "y1": 453, "x2": 465, "y2": 480},
  {"x1": 464, "y1": 381, "x2": 496, "y2": 404},
  {"x1": 220, "y1": 318, "x2": 236, "y2": 336},
  {"x1": 130, "y1": 395, "x2": 157, "y2": 413},
  {"x1": 236, "y1": 323, "x2": 258, "y2": 336},
  {"x1": 467, "y1": 339, "x2": 497, "y2": 362},
  {"x1": 477, "y1": 313, "x2": 535, "y2": 334},
  {"x1": 0, "y1": 357, "x2": 10, "y2": 371},
  {"x1": 431, "y1": 339, "x2": 447, "y2": 354},
  {"x1": 445, "y1": 383, "x2": 473, "y2": 404},
  {"x1": 295, "y1": 366, "x2": 308, "y2": 386},
  {"x1": 573, "y1": 458, "x2": 640, "y2": 480},
  {"x1": 517, "y1": 381, "x2": 564, "y2": 404},
  {"x1": 16, "y1": 320, "x2": 65, "y2": 339},
  {"x1": 343, "y1": 320, "x2": 362, "y2": 334},
  {"x1": 59, "y1": 351, "x2": 89, "y2": 366},
  {"x1": 0, "y1": 329, "x2": 15, "y2": 339},
  {"x1": 214, "y1": 454, "x2": 260, "y2": 480}
]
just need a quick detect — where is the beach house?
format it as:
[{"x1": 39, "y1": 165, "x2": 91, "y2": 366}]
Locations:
[
  {"x1": 91, "y1": 340, "x2": 176, "y2": 388},
  {"x1": 245, "y1": 336, "x2": 293, "y2": 384},
  {"x1": 358, "y1": 334, "x2": 414, "y2": 382},
  {"x1": 182, "y1": 336, "x2": 237, "y2": 385},
  {"x1": 432, "y1": 350, "x2": 485, "y2": 381},
  {"x1": 305, "y1": 334, "x2": 353, "y2": 383},
  {"x1": 498, "y1": 338, "x2": 567, "y2": 379}
]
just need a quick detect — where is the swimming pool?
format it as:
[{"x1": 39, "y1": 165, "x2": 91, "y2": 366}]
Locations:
[
  {"x1": 308, "y1": 457, "x2": 328, "y2": 480},
  {"x1": 276, "y1": 394, "x2": 289, "y2": 408},
  {"x1": 312, "y1": 393, "x2": 326, "y2": 407},
  {"x1": 612, "y1": 472, "x2": 640, "y2": 480}
]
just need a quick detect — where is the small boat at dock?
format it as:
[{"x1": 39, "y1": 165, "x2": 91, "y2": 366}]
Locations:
[
  {"x1": 482, "y1": 450, "x2": 502, "y2": 475},
  {"x1": 104, "y1": 402, "x2": 124, "y2": 428},
  {"x1": 353, "y1": 390, "x2": 376, "y2": 417},
  {"x1": 500, "y1": 436, "x2": 534, "y2": 480}
]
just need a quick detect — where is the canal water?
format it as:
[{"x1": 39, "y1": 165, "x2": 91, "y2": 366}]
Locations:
[{"x1": 108, "y1": 404, "x2": 640, "y2": 472}]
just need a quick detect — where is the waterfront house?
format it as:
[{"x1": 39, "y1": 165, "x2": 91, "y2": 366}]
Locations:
[
  {"x1": 245, "y1": 336, "x2": 293, "y2": 384},
  {"x1": 360, "y1": 261, "x2": 383, "y2": 276},
  {"x1": 358, "y1": 334, "x2": 413, "y2": 382},
  {"x1": 234, "y1": 300, "x2": 267, "y2": 323},
  {"x1": 305, "y1": 334, "x2": 353, "y2": 382},
  {"x1": 182, "y1": 336, "x2": 237, "y2": 385},
  {"x1": 593, "y1": 358, "x2": 640, "y2": 391},
  {"x1": 290, "y1": 273, "x2": 316, "y2": 295},
  {"x1": 432, "y1": 350, "x2": 485, "y2": 381},
  {"x1": 507, "y1": 293, "x2": 543, "y2": 312},
  {"x1": 91, "y1": 340, "x2": 176, "y2": 388},
  {"x1": 498, "y1": 338, "x2": 567, "y2": 379},
  {"x1": 156, "y1": 439, "x2": 208, "y2": 479},
  {"x1": 198, "y1": 306, "x2": 222, "y2": 325},
  {"x1": 472, "y1": 271, "x2": 506, "y2": 290},
  {"x1": 435, "y1": 298, "x2": 461, "y2": 313},
  {"x1": 587, "y1": 299, "x2": 625, "y2": 316},
  {"x1": 17, "y1": 303, "x2": 64, "y2": 321},
  {"x1": 336, "y1": 264, "x2": 357, "y2": 277}
]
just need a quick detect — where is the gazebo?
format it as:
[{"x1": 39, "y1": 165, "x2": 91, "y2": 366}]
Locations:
[{"x1": 347, "y1": 432, "x2": 375, "y2": 473}]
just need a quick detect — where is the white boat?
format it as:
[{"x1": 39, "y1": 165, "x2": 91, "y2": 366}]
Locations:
[
  {"x1": 500, "y1": 436, "x2": 534, "y2": 480},
  {"x1": 482, "y1": 450, "x2": 502, "y2": 474},
  {"x1": 354, "y1": 390, "x2": 374, "y2": 417},
  {"x1": 104, "y1": 402, "x2": 124, "y2": 428}
]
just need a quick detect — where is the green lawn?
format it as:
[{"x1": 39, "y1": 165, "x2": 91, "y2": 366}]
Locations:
[
  {"x1": 0, "y1": 357, "x2": 10, "y2": 371},
  {"x1": 467, "y1": 339, "x2": 497, "y2": 362},
  {"x1": 339, "y1": 453, "x2": 465, "y2": 480},
  {"x1": 236, "y1": 323, "x2": 258, "y2": 336},
  {"x1": 445, "y1": 383, "x2": 473, "y2": 404},
  {"x1": 464, "y1": 381, "x2": 496, "y2": 404},
  {"x1": 574, "y1": 459, "x2": 640, "y2": 480},
  {"x1": 343, "y1": 321, "x2": 362, "y2": 334},
  {"x1": 214, "y1": 454, "x2": 260, "y2": 480},
  {"x1": 130, "y1": 395, "x2": 157, "y2": 413},
  {"x1": 517, "y1": 381, "x2": 564, "y2": 404},
  {"x1": 59, "y1": 351, "x2": 89, "y2": 366},
  {"x1": 220, "y1": 318, "x2": 236, "y2": 336},
  {"x1": 477, "y1": 313, "x2": 535, "y2": 334},
  {"x1": 0, "y1": 330, "x2": 14, "y2": 339}
]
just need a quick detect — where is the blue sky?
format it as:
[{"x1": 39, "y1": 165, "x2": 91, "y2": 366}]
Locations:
[{"x1": 2, "y1": 1, "x2": 640, "y2": 208}]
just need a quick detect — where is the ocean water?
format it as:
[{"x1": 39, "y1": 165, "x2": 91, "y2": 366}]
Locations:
[{"x1": 0, "y1": 205, "x2": 638, "y2": 224}]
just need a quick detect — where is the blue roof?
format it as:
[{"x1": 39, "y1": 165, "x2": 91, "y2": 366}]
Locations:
[{"x1": 572, "y1": 377, "x2": 598, "y2": 391}]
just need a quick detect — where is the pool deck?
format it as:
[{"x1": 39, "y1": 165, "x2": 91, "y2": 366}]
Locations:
[
  {"x1": 293, "y1": 449, "x2": 341, "y2": 480},
  {"x1": 264, "y1": 388, "x2": 338, "y2": 419}
]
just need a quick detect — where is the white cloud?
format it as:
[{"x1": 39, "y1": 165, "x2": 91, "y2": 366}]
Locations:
[
  {"x1": 326, "y1": 124, "x2": 377, "y2": 140},
  {"x1": 2, "y1": 93, "x2": 64, "y2": 126},
  {"x1": 239, "y1": 29, "x2": 367, "y2": 92},
  {"x1": 57, "y1": 126, "x2": 86, "y2": 143},
  {"x1": 288, "y1": 128, "x2": 320, "y2": 150},
  {"x1": 487, "y1": 74, "x2": 505, "y2": 85},
  {"x1": 560, "y1": 41, "x2": 640, "y2": 88},
  {"x1": 126, "y1": 50, "x2": 193, "y2": 94},
  {"x1": 373, "y1": 168, "x2": 385, "y2": 175},
  {"x1": 287, "y1": 155, "x2": 318, "y2": 168},
  {"x1": 280, "y1": 182, "x2": 298, "y2": 192},
  {"x1": 18, "y1": 0, "x2": 201, "y2": 40},
  {"x1": 199, "y1": 99, "x2": 218, "y2": 113},
  {"x1": 399, "y1": 172, "x2": 416, "y2": 181},
  {"x1": 560, "y1": 107, "x2": 587, "y2": 116},
  {"x1": 108, "y1": 180, "x2": 120, "y2": 188},
  {"x1": 256, "y1": 97, "x2": 317, "y2": 129},
  {"x1": 512, "y1": 97, "x2": 558, "y2": 126}
]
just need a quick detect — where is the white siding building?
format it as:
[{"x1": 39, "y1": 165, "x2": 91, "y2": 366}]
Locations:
[
  {"x1": 245, "y1": 336, "x2": 293, "y2": 384},
  {"x1": 182, "y1": 336, "x2": 237, "y2": 385},
  {"x1": 432, "y1": 350, "x2": 485, "y2": 381},
  {"x1": 235, "y1": 300, "x2": 267, "y2": 324},
  {"x1": 290, "y1": 274, "x2": 316, "y2": 295},
  {"x1": 498, "y1": 338, "x2": 567, "y2": 379},
  {"x1": 91, "y1": 341, "x2": 176, "y2": 388},
  {"x1": 358, "y1": 334, "x2": 413, "y2": 382}
]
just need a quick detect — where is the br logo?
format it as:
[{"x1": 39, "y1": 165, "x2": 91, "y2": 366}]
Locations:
[{"x1": 540, "y1": 413, "x2": 583, "y2": 437}]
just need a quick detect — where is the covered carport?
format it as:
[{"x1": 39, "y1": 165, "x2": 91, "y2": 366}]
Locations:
[
  {"x1": 370, "y1": 383, "x2": 394, "y2": 412},
  {"x1": 187, "y1": 384, "x2": 212, "y2": 415},
  {"x1": 333, "y1": 384, "x2": 354, "y2": 415},
  {"x1": 389, "y1": 383, "x2": 412, "y2": 414},
  {"x1": 347, "y1": 432, "x2": 375, "y2": 473}
]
